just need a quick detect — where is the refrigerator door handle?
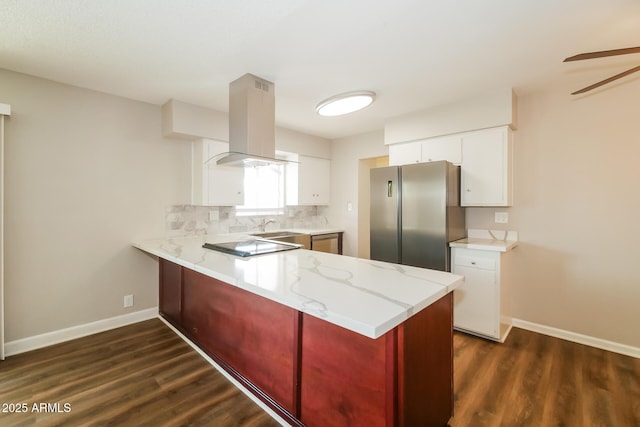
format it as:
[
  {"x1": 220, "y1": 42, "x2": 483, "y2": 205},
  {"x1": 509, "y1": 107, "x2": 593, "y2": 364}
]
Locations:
[{"x1": 387, "y1": 180, "x2": 393, "y2": 197}]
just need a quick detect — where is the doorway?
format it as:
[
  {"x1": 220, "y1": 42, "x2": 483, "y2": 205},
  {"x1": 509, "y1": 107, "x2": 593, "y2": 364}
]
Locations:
[{"x1": 357, "y1": 156, "x2": 388, "y2": 259}]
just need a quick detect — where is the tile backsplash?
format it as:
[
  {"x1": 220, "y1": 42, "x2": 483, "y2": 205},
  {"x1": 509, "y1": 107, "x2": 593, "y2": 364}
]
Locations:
[{"x1": 166, "y1": 205, "x2": 330, "y2": 236}]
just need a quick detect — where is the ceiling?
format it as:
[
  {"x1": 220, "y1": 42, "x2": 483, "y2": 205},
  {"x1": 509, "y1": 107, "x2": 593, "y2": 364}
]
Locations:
[{"x1": 1, "y1": 0, "x2": 639, "y2": 139}]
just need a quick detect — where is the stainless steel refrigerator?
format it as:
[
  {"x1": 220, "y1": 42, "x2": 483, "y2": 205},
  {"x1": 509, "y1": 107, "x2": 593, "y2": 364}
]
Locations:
[{"x1": 370, "y1": 161, "x2": 465, "y2": 272}]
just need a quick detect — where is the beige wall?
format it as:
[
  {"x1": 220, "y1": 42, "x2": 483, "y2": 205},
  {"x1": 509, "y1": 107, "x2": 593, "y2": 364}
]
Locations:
[
  {"x1": 468, "y1": 84, "x2": 640, "y2": 348},
  {"x1": 275, "y1": 127, "x2": 331, "y2": 159},
  {"x1": 331, "y1": 83, "x2": 640, "y2": 349},
  {"x1": 1, "y1": 69, "x2": 191, "y2": 341},
  {"x1": 329, "y1": 131, "x2": 387, "y2": 256}
]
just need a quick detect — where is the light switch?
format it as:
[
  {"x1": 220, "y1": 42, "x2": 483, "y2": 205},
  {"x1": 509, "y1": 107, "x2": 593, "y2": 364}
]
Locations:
[{"x1": 347, "y1": 202, "x2": 353, "y2": 212}]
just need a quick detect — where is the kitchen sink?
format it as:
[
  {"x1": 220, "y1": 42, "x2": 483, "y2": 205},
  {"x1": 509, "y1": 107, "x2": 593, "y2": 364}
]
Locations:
[
  {"x1": 251, "y1": 231, "x2": 310, "y2": 249},
  {"x1": 251, "y1": 231, "x2": 306, "y2": 238}
]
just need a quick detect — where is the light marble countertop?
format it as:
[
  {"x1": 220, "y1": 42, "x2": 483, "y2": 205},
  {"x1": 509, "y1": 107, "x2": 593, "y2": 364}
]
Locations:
[
  {"x1": 132, "y1": 234, "x2": 463, "y2": 339},
  {"x1": 449, "y1": 229, "x2": 518, "y2": 252},
  {"x1": 449, "y1": 238, "x2": 518, "y2": 252},
  {"x1": 286, "y1": 227, "x2": 344, "y2": 236}
]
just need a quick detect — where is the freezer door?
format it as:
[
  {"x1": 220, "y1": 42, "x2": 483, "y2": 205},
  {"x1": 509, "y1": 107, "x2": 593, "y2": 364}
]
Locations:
[
  {"x1": 401, "y1": 162, "x2": 448, "y2": 270},
  {"x1": 370, "y1": 166, "x2": 400, "y2": 263}
]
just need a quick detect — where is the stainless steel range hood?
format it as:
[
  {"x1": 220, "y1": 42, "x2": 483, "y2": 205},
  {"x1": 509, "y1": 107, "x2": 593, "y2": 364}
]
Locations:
[{"x1": 216, "y1": 73, "x2": 286, "y2": 167}]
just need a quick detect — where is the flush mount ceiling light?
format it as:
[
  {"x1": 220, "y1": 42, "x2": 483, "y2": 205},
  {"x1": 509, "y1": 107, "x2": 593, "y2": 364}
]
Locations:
[{"x1": 315, "y1": 91, "x2": 376, "y2": 116}]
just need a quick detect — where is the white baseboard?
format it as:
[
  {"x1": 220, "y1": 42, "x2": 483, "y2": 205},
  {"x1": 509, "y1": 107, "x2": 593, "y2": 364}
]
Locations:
[
  {"x1": 512, "y1": 318, "x2": 640, "y2": 359},
  {"x1": 4, "y1": 307, "x2": 158, "y2": 357}
]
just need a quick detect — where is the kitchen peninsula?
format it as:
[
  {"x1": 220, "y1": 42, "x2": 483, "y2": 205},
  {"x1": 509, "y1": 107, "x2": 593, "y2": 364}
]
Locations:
[{"x1": 133, "y1": 234, "x2": 464, "y2": 427}]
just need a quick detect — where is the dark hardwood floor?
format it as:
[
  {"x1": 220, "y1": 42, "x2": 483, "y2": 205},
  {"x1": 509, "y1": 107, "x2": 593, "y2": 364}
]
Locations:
[
  {"x1": 0, "y1": 319, "x2": 281, "y2": 426},
  {"x1": 450, "y1": 327, "x2": 640, "y2": 427},
  {"x1": 1, "y1": 319, "x2": 638, "y2": 426}
]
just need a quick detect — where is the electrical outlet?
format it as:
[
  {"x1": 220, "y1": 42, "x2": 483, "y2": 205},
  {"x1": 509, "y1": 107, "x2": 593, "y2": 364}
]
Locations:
[
  {"x1": 209, "y1": 210, "x2": 219, "y2": 221},
  {"x1": 124, "y1": 294, "x2": 134, "y2": 308},
  {"x1": 494, "y1": 212, "x2": 509, "y2": 224}
]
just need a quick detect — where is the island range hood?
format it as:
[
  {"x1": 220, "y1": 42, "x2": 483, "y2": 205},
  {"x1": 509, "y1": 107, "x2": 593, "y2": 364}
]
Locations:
[{"x1": 216, "y1": 73, "x2": 287, "y2": 167}]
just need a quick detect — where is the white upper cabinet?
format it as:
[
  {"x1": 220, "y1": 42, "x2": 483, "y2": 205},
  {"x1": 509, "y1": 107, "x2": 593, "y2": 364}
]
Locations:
[
  {"x1": 421, "y1": 134, "x2": 462, "y2": 164},
  {"x1": 460, "y1": 126, "x2": 513, "y2": 207},
  {"x1": 388, "y1": 126, "x2": 514, "y2": 206},
  {"x1": 192, "y1": 139, "x2": 244, "y2": 206},
  {"x1": 388, "y1": 141, "x2": 421, "y2": 165},
  {"x1": 388, "y1": 135, "x2": 462, "y2": 166},
  {"x1": 286, "y1": 155, "x2": 330, "y2": 205}
]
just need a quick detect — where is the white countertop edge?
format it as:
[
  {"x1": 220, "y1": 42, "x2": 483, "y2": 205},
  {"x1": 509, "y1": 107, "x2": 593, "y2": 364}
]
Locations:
[
  {"x1": 449, "y1": 229, "x2": 518, "y2": 252},
  {"x1": 449, "y1": 239, "x2": 518, "y2": 252},
  {"x1": 132, "y1": 240, "x2": 240, "y2": 284},
  {"x1": 132, "y1": 236, "x2": 462, "y2": 340},
  {"x1": 182, "y1": 258, "x2": 392, "y2": 338}
]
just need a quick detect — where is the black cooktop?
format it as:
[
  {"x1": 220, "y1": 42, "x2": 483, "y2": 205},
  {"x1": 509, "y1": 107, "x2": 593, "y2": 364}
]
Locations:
[{"x1": 202, "y1": 239, "x2": 301, "y2": 257}]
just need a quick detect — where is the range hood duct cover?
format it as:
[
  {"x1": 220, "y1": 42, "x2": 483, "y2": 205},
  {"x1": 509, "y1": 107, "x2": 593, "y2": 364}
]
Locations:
[{"x1": 217, "y1": 73, "x2": 284, "y2": 167}]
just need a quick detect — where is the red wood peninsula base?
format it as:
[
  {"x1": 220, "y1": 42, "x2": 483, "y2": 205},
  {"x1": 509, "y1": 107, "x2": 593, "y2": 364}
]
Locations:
[{"x1": 158, "y1": 258, "x2": 453, "y2": 427}]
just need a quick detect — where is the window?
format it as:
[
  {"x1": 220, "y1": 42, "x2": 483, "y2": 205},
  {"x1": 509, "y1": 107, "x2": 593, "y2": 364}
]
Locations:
[{"x1": 236, "y1": 164, "x2": 286, "y2": 216}]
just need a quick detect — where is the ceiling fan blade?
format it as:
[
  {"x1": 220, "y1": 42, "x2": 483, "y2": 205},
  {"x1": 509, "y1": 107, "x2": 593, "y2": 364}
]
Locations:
[
  {"x1": 564, "y1": 47, "x2": 640, "y2": 62},
  {"x1": 571, "y1": 65, "x2": 640, "y2": 95}
]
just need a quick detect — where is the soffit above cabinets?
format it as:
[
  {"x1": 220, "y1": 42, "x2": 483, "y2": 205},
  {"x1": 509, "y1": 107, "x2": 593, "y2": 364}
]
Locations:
[{"x1": 385, "y1": 89, "x2": 517, "y2": 145}]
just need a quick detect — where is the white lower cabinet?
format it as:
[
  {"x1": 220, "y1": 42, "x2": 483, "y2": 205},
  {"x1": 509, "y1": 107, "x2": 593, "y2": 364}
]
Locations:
[{"x1": 452, "y1": 247, "x2": 512, "y2": 342}]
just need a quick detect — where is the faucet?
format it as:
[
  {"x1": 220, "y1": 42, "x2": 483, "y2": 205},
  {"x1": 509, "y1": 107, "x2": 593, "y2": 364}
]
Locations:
[{"x1": 259, "y1": 218, "x2": 277, "y2": 232}]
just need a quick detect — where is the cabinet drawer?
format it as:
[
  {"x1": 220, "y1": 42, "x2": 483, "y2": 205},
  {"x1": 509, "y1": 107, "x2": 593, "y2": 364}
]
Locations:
[{"x1": 454, "y1": 256, "x2": 495, "y2": 270}]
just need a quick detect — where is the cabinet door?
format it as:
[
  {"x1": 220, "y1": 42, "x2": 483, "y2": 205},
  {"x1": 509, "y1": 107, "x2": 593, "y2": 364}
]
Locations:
[
  {"x1": 453, "y1": 265, "x2": 498, "y2": 337},
  {"x1": 159, "y1": 259, "x2": 182, "y2": 327},
  {"x1": 204, "y1": 162, "x2": 244, "y2": 205},
  {"x1": 288, "y1": 155, "x2": 331, "y2": 205},
  {"x1": 388, "y1": 141, "x2": 421, "y2": 166},
  {"x1": 461, "y1": 127, "x2": 512, "y2": 206},
  {"x1": 452, "y1": 250, "x2": 500, "y2": 338},
  {"x1": 421, "y1": 135, "x2": 462, "y2": 164},
  {"x1": 305, "y1": 156, "x2": 330, "y2": 205},
  {"x1": 192, "y1": 139, "x2": 244, "y2": 206}
]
